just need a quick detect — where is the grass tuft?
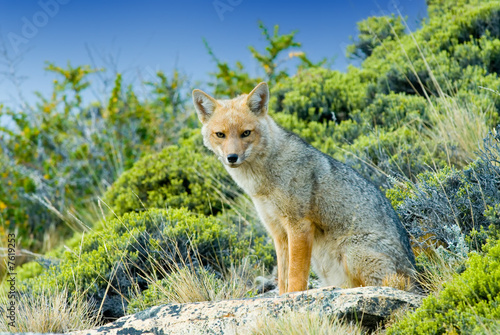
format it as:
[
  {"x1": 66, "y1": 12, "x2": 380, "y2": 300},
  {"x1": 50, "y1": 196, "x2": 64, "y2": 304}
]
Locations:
[
  {"x1": 0, "y1": 286, "x2": 100, "y2": 333},
  {"x1": 382, "y1": 273, "x2": 414, "y2": 292}
]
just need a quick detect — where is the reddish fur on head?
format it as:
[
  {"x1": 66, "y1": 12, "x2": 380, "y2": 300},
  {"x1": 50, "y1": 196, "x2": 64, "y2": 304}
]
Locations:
[{"x1": 192, "y1": 83, "x2": 269, "y2": 167}]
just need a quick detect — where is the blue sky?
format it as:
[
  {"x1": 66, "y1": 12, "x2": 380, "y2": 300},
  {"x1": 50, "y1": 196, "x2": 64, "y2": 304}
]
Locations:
[{"x1": 0, "y1": 0, "x2": 427, "y2": 107}]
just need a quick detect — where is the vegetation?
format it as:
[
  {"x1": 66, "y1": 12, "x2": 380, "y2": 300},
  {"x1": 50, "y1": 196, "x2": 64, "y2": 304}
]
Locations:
[
  {"x1": 0, "y1": 64, "x2": 190, "y2": 252},
  {"x1": 386, "y1": 127, "x2": 500, "y2": 252},
  {"x1": 103, "y1": 132, "x2": 238, "y2": 217},
  {"x1": 17, "y1": 207, "x2": 271, "y2": 320},
  {"x1": 2, "y1": 0, "x2": 500, "y2": 332},
  {"x1": 0, "y1": 287, "x2": 99, "y2": 333},
  {"x1": 127, "y1": 258, "x2": 257, "y2": 314},
  {"x1": 249, "y1": 309, "x2": 364, "y2": 335},
  {"x1": 388, "y1": 234, "x2": 500, "y2": 334}
]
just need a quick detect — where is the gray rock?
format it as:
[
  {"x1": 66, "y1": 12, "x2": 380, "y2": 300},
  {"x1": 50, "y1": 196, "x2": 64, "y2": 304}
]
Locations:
[{"x1": 71, "y1": 286, "x2": 423, "y2": 335}]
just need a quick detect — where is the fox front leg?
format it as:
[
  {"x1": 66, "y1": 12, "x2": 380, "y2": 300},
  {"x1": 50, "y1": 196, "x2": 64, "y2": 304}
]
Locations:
[
  {"x1": 273, "y1": 233, "x2": 289, "y2": 294},
  {"x1": 287, "y1": 223, "x2": 314, "y2": 293}
]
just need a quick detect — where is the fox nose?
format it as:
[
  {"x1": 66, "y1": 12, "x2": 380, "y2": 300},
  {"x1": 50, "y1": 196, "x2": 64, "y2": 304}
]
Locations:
[{"x1": 227, "y1": 154, "x2": 238, "y2": 164}]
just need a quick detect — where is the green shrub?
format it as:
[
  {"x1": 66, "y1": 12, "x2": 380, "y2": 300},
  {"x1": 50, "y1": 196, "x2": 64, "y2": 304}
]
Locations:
[
  {"x1": 103, "y1": 132, "x2": 238, "y2": 217},
  {"x1": 387, "y1": 235, "x2": 500, "y2": 334},
  {"x1": 357, "y1": 93, "x2": 429, "y2": 129},
  {"x1": 20, "y1": 207, "x2": 275, "y2": 320},
  {"x1": 361, "y1": 0, "x2": 500, "y2": 97},
  {"x1": 342, "y1": 126, "x2": 446, "y2": 188},
  {"x1": 22, "y1": 208, "x2": 247, "y2": 319},
  {"x1": 271, "y1": 96, "x2": 438, "y2": 189},
  {"x1": 270, "y1": 67, "x2": 369, "y2": 123},
  {"x1": 347, "y1": 14, "x2": 406, "y2": 60},
  {"x1": 386, "y1": 128, "x2": 500, "y2": 251}
]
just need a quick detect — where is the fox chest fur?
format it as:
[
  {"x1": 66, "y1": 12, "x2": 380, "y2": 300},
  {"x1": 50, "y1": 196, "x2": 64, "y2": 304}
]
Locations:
[{"x1": 224, "y1": 131, "x2": 320, "y2": 229}]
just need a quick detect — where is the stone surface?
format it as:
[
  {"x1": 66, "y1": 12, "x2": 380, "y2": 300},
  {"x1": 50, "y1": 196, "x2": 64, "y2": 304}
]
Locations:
[{"x1": 71, "y1": 286, "x2": 422, "y2": 335}]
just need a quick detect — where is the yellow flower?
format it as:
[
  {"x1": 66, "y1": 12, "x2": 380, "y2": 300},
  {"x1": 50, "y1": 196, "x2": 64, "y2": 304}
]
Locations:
[{"x1": 288, "y1": 51, "x2": 305, "y2": 58}]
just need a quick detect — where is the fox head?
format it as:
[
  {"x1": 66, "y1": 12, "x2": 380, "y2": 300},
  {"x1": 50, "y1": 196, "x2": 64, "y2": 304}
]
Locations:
[{"x1": 192, "y1": 82, "x2": 269, "y2": 168}]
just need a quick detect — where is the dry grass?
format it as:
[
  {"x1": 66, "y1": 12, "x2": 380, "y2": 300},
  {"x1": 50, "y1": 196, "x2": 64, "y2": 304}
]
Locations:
[
  {"x1": 381, "y1": 273, "x2": 414, "y2": 292},
  {"x1": 140, "y1": 257, "x2": 256, "y2": 306},
  {"x1": 415, "y1": 246, "x2": 466, "y2": 295},
  {"x1": 246, "y1": 309, "x2": 364, "y2": 335},
  {"x1": 426, "y1": 97, "x2": 490, "y2": 167},
  {"x1": 122, "y1": 218, "x2": 261, "y2": 313},
  {"x1": 0, "y1": 286, "x2": 100, "y2": 333},
  {"x1": 380, "y1": 12, "x2": 491, "y2": 168}
]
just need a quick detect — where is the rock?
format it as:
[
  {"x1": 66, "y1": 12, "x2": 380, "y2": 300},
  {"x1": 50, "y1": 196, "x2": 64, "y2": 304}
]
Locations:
[{"x1": 72, "y1": 286, "x2": 423, "y2": 335}]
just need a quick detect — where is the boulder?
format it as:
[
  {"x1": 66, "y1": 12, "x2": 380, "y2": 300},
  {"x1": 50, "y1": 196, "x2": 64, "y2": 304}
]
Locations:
[{"x1": 72, "y1": 286, "x2": 422, "y2": 335}]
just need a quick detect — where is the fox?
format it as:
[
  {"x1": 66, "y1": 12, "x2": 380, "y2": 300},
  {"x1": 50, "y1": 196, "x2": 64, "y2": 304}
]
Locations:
[{"x1": 192, "y1": 82, "x2": 416, "y2": 294}]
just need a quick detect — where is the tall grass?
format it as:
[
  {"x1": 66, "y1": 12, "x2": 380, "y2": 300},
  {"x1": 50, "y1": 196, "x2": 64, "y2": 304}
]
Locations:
[
  {"x1": 426, "y1": 97, "x2": 490, "y2": 166},
  {"x1": 61, "y1": 198, "x2": 265, "y2": 317}
]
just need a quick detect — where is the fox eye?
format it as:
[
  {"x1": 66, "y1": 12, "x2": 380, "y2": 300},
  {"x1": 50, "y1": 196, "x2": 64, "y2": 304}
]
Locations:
[
  {"x1": 241, "y1": 130, "x2": 251, "y2": 137},
  {"x1": 215, "y1": 132, "x2": 225, "y2": 138}
]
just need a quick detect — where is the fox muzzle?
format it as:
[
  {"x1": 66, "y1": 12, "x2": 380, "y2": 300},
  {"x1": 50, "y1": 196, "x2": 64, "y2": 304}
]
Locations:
[{"x1": 227, "y1": 154, "x2": 238, "y2": 164}]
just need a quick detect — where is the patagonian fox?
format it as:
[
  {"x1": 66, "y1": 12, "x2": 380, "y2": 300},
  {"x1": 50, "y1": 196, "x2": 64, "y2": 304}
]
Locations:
[{"x1": 192, "y1": 82, "x2": 416, "y2": 294}]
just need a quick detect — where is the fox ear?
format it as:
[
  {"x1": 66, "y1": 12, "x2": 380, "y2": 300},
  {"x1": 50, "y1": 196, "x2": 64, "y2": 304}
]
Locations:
[
  {"x1": 192, "y1": 89, "x2": 218, "y2": 123},
  {"x1": 246, "y1": 82, "x2": 269, "y2": 116}
]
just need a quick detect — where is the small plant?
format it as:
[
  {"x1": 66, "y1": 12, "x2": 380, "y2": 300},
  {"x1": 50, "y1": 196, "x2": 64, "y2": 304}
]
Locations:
[{"x1": 204, "y1": 21, "x2": 322, "y2": 97}]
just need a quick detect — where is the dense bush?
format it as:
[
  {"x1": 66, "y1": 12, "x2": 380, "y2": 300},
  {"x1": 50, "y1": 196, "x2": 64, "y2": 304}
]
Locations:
[
  {"x1": 387, "y1": 233, "x2": 500, "y2": 334},
  {"x1": 21, "y1": 207, "x2": 270, "y2": 320},
  {"x1": 361, "y1": 0, "x2": 500, "y2": 98},
  {"x1": 271, "y1": 0, "x2": 500, "y2": 127},
  {"x1": 103, "y1": 132, "x2": 239, "y2": 217},
  {"x1": 387, "y1": 127, "x2": 500, "y2": 250},
  {"x1": 346, "y1": 14, "x2": 406, "y2": 60},
  {"x1": 270, "y1": 67, "x2": 369, "y2": 123},
  {"x1": 357, "y1": 93, "x2": 429, "y2": 129},
  {"x1": 343, "y1": 126, "x2": 446, "y2": 188}
]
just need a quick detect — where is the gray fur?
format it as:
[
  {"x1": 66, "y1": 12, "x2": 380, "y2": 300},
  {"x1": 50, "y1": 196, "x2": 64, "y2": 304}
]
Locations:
[
  {"x1": 225, "y1": 119, "x2": 415, "y2": 286},
  {"x1": 193, "y1": 83, "x2": 416, "y2": 290}
]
